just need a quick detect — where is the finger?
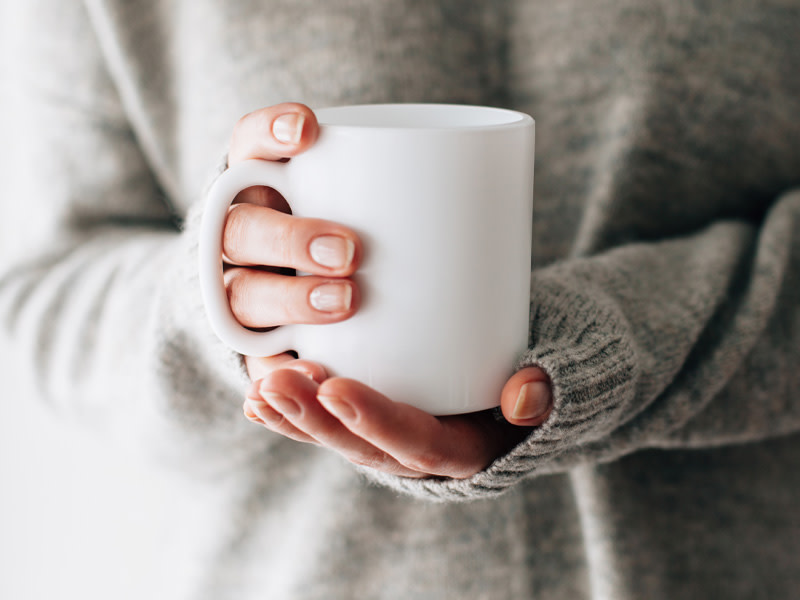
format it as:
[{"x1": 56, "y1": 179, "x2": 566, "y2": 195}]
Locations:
[
  {"x1": 223, "y1": 202, "x2": 361, "y2": 275},
  {"x1": 221, "y1": 193, "x2": 291, "y2": 268},
  {"x1": 245, "y1": 355, "x2": 328, "y2": 384},
  {"x1": 500, "y1": 367, "x2": 553, "y2": 427},
  {"x1": 245, "y1": 353, "x2": 297, "y2": 380},
  {"x1": 258, "y1": 370, "x2": 426, "y2": 478},
  {"x1": 225, "y1": 267, "x2": 359, "y2": 328},
  {"x1": 230, "y1": 186, "x2": 291, "y2": 241},
  {"x1": 314, "y1": 379, "x2": 499, "y2": 479},
  {"x1": 243, "y1": 381, "x2": 318, "y2": 444},
  {"x1": 229, "y1": 103, "x2": 319, "y2": 164},
  {"x1": 280, "y1": 360, "x2": 329, "y2": 384}
]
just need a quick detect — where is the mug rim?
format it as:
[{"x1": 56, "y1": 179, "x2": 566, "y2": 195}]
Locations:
[{"x1": 314, "y1": 103, "x2": 533, "y2": 132}]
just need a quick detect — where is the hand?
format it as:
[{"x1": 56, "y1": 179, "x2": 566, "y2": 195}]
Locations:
[
  {"x1": 244, "y1": 357, "x2": 552, "y2": 480},
  {"x1": 227, "y1": 102, "x2": 552, "y2": 479},
  {"x1": 223, "y1": 102, "x2": 362, "y2": 344}
]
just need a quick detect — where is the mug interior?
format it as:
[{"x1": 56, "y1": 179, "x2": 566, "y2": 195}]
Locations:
[{"x1": 315, "y1": 103, "x2": 529, "y2": 130}]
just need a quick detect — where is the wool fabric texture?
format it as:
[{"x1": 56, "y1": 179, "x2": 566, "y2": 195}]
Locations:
[{"x1": 1, "y1": 1, "x2": 799, "y2": 598}]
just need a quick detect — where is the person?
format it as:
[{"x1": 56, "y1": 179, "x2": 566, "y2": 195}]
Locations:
[{"x1": 2, "y1": 0, "x2": 798, "y2": 598}]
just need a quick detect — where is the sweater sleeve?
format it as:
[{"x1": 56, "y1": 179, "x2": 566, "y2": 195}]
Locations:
[
  {"x1": 0, "y1": 0, "x2": 265, "y2": 475},
  {"x1": 366, "y1": 188, "x2": 800, "y2": 501}
]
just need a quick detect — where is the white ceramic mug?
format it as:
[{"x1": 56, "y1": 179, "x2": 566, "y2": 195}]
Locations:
[{"x1": 200, "y1": 104, "x2": 534, "y2": 415}]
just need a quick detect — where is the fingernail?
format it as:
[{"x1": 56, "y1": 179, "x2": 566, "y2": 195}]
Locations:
[
  {"x1": 317, "y1": 394, "x2": 357, "y2": 423},
  {"x1": 292, "y1": 367, "x2": 317, "y2": 381},
  {"x1": 260, "y1": 389, "x2": 301, "y2": 417},
  {"x1": 245, "y1": 397, "x2": 271, "y2": 423},
  {"x1": 244, "y1": 399, "x2": 263, "y2": 421},
  {"x1": 310, "y1": 282, "x2": 353, "y2": 313},
  {"x1": 309, "y1": 235, "x2": 355, "y2": 269},
  {"x1": 511, "y1": 382, "x2": 552, "y2": 421},
  {"x1": 272, "y1": 113, "x2": 305, "y2": 144}
]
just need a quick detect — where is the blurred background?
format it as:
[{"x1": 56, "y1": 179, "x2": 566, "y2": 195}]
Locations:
[{"x1": 0, "y1": 349, "x2": 209, "y2": 599}]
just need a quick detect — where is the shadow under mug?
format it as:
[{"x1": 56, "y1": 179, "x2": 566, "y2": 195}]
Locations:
[{"x1": 200, "y1": 104, "x2": 534, "y2": 415}]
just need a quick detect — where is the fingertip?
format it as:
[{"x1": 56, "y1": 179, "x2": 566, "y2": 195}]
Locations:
[
  {"x1": 229, "y1": 103, "x2": 319, "y2": 163},
  {"x1": 500, "y1": 367, "x2": 553, "y2": 427},
  {"x1": 270, "y1": 102, "x2": 319, "y2": 153},
  {"x1": 297, "y1": 107, "x2": 320, "y2": 149},
  {"x1": 259, "y1": 365, "x2": 315, "y2": 397},
  {"x1": 244, "y1": 352, "x2": 297, "y2": 381},
  {"x1": 243, "y1": 400, "x2": 263, "y2": 422},
  {"x1": 282, "y1": 359, "x2": 329, "y2": 384},
  {"x1": 246, "y1": 378, "x2": 264, "y2": 401}
]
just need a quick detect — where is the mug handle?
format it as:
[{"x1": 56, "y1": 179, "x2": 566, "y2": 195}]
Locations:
[{"x1": 199, "y1": 159, "x2": 298, "y2": 357}]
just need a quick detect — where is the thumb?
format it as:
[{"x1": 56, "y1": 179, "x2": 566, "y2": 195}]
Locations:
[{"x1": 500, "y1": 366, "x2": 553, "y2": 427}]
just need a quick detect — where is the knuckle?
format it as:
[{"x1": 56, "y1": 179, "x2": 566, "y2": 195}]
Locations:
[
  {"x1": 238, "y1": 108, "x2": 272, "y2": 138},
  {"x1": 229, "y1": 109, "x2": 272, "y2": 162},
  {"x1": 233, "y1": 110, "x2": 253, "y2": 134},
  {"x1": 230, "y1": 116, "x2": 247, "y2": 147},
  {"x1": 229, "y1": 111, "x2": 260, "y2": 156},
  {"x1": 225, "y1": 269, "x2": 254, "y2": 321},
  {"x1": 222, "y1": 205, "x2": 249, "y2": 259}
]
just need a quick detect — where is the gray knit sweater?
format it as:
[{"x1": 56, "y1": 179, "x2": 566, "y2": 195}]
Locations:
[{"x1": 2, "y1": 0, "x2": 799, "y2": 598}]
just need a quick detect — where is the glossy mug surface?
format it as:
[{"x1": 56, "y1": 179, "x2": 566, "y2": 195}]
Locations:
[{"x1": 200, "y1": 104, "x2": 535, "y2": 415}]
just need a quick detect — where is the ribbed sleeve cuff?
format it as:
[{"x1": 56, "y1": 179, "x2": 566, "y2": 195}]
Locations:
[{"x1": 359, "y1": 270, "x2": 640, "y2": 502}]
